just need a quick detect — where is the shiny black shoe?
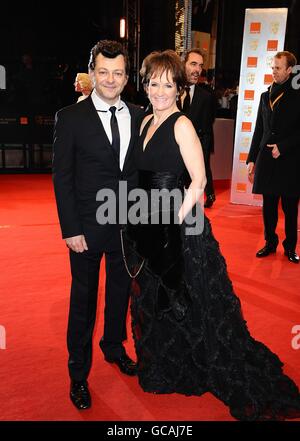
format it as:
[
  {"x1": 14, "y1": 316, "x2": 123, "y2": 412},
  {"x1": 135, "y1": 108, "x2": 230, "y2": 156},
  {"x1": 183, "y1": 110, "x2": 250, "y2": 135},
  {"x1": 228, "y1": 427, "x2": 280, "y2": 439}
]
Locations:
[
  {"x1": 256, "y1": 243, "x2": 278, "y2": 258},
  {"x1": 204, "y1": 194, "x2": 216, "y2": 208},
  {"x1": 70, "y1": 380, "x2": 91, "y2": 410},
  {"x1": 104, "y1": 353, "x2": 137, "y2": 376},
  {"x1": 284, "y1": 250, "x2": 299, "y2": 264}
]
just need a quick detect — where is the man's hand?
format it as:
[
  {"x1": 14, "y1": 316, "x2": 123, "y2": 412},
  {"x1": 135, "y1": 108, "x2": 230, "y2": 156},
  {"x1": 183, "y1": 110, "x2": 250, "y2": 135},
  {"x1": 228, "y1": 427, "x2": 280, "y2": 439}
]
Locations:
[
  {"x1": 267, "y1": 143, "x2": 281, "y2": 159},
  {"x1": 65, "y1": 235, "x2": 88, "y2": 253},
  {"x1": 247, "y1": 162, "x2": 255, "y2": 183}
]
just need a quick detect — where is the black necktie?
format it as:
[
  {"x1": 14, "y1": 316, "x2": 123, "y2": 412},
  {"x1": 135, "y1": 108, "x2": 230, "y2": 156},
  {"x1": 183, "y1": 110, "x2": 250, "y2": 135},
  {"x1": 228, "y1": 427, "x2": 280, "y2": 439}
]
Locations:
[
  {"x1": 182, "y1": 86, "x2": 191, "y2": 112},
  {"x1": 109, "y1": 106, "x2": 120, "y2": 164}
]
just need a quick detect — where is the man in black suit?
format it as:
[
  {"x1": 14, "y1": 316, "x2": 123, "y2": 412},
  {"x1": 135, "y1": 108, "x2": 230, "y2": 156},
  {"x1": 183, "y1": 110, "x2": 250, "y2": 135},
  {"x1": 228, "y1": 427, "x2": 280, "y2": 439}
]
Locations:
[
  {"x1": 247, "y1": 51, "x2": 300, "y2": 264},
  {"x1": 53, "y1": 40, "x2": 143, "y2": 409},
  {"x1": 181, "y1": 48, "x2": 216, "y2": 208}
]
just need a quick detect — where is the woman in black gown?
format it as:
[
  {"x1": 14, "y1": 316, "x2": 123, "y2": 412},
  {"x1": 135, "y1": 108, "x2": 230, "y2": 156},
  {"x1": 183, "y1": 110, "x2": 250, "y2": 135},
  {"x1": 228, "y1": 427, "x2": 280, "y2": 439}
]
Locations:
[{"x1": 123, "y1": 50, "x2": 300, "y2": 420}]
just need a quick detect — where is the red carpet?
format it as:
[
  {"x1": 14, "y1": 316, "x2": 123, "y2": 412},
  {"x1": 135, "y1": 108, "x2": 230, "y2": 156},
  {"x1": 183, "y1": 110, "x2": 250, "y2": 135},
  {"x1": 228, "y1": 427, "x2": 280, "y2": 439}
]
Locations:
[{"x1": 0, "y1": 175, "x2": 299, "y2": 421}]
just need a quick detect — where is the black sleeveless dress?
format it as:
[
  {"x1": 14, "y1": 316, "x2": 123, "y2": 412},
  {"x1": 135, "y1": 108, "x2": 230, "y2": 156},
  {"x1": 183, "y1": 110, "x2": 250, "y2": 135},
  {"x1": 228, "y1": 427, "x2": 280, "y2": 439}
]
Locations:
[{"x1": 124, "y1": 112, "x2": 300, "y2": 421}]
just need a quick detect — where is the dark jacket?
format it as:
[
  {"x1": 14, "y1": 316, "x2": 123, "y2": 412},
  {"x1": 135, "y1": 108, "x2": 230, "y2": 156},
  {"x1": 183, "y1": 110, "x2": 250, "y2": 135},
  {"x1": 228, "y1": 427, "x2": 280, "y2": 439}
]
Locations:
[
  {"x1": 247, "y1": 80, "x2": 300, "y2": 196},
  {"x1": 52, "y1": 96, "x2": 143, "y2": 246},
  {"x1": 185, "y1": 84, "x2": 215, "y2": 152}
]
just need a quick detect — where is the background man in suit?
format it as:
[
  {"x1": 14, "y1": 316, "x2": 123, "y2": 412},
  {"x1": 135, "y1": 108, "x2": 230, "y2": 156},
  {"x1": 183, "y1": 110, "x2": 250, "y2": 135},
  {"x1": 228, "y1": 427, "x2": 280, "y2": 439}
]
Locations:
[
  {"x1": 247, "y1": 51, "x2": 300, "y2": 264},
  {"x1": 53, "y1": 40, "x2": 143, "y2": 410},
  {"x1": 182, "y1": 48, "x2": 216, "y2": 208}
]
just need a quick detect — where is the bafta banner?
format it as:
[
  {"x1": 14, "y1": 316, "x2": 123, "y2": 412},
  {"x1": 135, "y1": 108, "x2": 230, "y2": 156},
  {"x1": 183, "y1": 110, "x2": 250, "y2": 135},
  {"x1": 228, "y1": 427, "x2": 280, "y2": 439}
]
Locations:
[{"x1": 230, "y1": 8, "x2": 288, "y2": 205}]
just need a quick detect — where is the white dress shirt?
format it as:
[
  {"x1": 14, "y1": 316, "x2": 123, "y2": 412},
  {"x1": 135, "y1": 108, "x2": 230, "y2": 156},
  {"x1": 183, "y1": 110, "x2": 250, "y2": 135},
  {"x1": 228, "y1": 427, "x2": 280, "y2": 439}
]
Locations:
[{"x1": 91, "y1": 89, "x2": 131, "y2": 170}]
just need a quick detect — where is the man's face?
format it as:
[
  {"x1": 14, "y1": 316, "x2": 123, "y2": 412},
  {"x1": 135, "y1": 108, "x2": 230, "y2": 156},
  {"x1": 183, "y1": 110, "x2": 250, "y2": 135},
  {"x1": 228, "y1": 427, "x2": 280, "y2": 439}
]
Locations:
[
  {"x1": 90, "y1": 53, "x2": 128, "y2": 104},
  {"x1": 271, "y1": 56, "x2": 292, "y2": 84},
  {"x1": 185, "y1": 52, "x2": 204, "y2": 85}
]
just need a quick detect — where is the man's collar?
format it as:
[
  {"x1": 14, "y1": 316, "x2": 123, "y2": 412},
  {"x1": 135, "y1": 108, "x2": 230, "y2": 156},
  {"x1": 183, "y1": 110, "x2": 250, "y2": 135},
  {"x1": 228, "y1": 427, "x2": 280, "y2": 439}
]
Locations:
[{"x1": 91, "y1": 90, "x2": 122, "y2": 111}]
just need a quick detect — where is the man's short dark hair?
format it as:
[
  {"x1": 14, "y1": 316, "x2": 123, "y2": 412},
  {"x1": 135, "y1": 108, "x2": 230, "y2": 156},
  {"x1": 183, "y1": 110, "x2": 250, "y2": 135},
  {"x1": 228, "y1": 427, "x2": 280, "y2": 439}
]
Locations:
[
  {"x1": 184, "y1": 48, "x2": 205, "y2": 64},
  {"x1": 88, "y1": 40, "x2": 130, "y2": 75}
]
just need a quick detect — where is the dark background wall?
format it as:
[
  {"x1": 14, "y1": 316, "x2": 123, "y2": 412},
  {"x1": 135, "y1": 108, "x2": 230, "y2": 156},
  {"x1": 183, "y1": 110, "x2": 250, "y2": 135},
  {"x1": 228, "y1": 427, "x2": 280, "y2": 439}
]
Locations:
[
  {"x1": 0, "y1": 1, "x2": 123, "y2": 65},
  {"x1": 0, "y1": 0, "x2": 175, "y2": 69},
  {"x1": 140, "y1": 0, "x2": 175, "y2": 58},
  {"x1": 0, "y1": 0, "x2": 175, "y2": 111}
]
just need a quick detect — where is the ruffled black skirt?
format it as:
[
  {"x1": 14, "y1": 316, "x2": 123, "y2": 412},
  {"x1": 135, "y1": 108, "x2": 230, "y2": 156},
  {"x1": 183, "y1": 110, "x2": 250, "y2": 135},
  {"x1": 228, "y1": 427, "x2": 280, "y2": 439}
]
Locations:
[{"x1": 123, "y1": 171, "x2": 300, "y2": 421}]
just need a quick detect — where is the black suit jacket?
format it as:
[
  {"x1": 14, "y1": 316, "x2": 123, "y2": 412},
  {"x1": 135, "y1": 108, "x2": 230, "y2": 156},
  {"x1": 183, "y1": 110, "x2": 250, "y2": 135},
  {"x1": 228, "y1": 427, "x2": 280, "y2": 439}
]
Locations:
[
  {"x1": 247, "y1": 83, "x2": 300, "y2": 197},
  {"x1": 185, "y1": 84, "x2": 215, "y2": 152},
  {"x1": 52, "y1": 96, "x2": 143, "y2": 245}
]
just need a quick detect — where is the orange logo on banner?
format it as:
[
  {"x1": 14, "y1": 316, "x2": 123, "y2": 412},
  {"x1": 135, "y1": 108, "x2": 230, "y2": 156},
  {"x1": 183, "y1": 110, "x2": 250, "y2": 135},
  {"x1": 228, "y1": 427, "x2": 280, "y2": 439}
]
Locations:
[
  {"x1": 244, "y1": 90, "x2": 255, "y2": 100},
  {"x1": 264, "y1": 74, "x2": 273, "y2": 85},
  {"x1": 236, "y1": 183, "x2": 247, "y2": 193},
  {"x1": 20, "y1": 117, "x2": 28, "y2": 125},
  {"x1": 267, "y1": 40, "x2": 278, "y2": 51},
  {"x1": 241, "y1": 122, "x2": 252, "y2": 132},
  {"x1": 247, "y1": 57, "x2": 258, "y2": 67},
  {"x1": 250, "y1": 22, "x2": 261, "y2": 33},
  {"x1": 239, "y1": 153, "x2": 248, "y2": 162}
]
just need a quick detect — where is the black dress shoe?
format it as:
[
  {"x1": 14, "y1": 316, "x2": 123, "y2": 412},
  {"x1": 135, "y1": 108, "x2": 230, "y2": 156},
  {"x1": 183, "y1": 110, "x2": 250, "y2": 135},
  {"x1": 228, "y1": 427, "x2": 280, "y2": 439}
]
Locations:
[
  {"x1": 104, "y1": 353, "x2": 137, "y2": 376},
  {"x1": 70, "y1": 380, "x2": 91, "y2": 410},
  {"x1": 256, "y1": 243, "x2": 278, "y2": 258},
  {"x1": 204, "y1": 194, "x2": 216, "y2": 208},
  {"x1": 284, "y1": 250, "x2": 299, "y2": 264}
]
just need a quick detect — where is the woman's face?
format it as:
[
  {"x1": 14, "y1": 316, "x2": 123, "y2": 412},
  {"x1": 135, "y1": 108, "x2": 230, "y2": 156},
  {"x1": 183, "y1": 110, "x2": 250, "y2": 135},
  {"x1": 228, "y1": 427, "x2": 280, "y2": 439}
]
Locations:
[
  {"x1": 74, "y1": 76, "x2": 83, "y2": 92},
  {"x1": 147, "y1": 70, "x2": 177, "y2": 112}
]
